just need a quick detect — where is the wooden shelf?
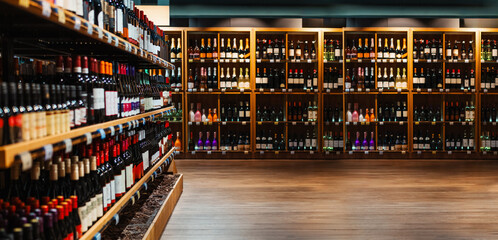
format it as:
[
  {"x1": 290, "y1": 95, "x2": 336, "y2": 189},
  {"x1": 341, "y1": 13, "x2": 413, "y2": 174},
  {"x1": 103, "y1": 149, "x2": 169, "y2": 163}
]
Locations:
[
  {"x1": 0, "y1": 0, "x2": 174, "y2": 69},
  {"x1": 81, "y1": 148, "x2": 177, "y2": 240},
  {"x1": 0, "y1": 106, "x2": 174, "y2": 168}
]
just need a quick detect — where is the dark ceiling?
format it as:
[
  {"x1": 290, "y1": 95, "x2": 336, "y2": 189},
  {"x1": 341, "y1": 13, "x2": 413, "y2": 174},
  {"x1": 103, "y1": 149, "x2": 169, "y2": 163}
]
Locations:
[{"x1": 160, "y1": 0, "x2": 498, "y2": 18}]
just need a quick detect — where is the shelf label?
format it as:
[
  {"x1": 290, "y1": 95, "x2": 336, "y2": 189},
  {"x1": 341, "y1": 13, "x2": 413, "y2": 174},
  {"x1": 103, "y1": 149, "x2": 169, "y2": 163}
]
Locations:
[
  {"x1": 191, "y1": 151, "x2": 196, "y2": 155},
  {"x1": 118, "y1": 124, "x2": 123, "y2": 133},
  {"x1": 379, "y1": 151, "x2": 384, "y2": 155},
  {"x1": 282, "y1": 89, "x2": 286, "y2": 92},
  {"x1": 325, "y1": 151, "x2": 330, "y2": 155},
  {"x1": 339, "y1": 59, "x2": 343, "y2": 63},
  {"x1": 257, "y1": 122, "x2": 262, "y2": 125},
  {"x1": 402, "y1": 151, "x2": 406, "y2": 154},
  {"x1": 307, "y1": 59, "x2": 312, "y2": 63},
  {"x1": 222, "y1": 151, "x2": 226, "y2": 155},
  {"x1": 396, "y1": 59, "x2": 401, "y2": 63},
  {"x1": 403, "y1": 59, "x2": 407, "y2": 63},
  {"x1": 290, "y1": 151, "x2": 295, "y2": 155},
  {"x1": 221, "y1": 88, "x2": 226, "y2": 92},
  {"x1": 326, "y1": 89, "x2": 330, "y2": 93},
  {"x1": 19, "y1": 152, "x2": 32, "y2": 171},
  {"x1": 467, "y1": 151, "x2": 472, "y2": 155},
  {"x1": 113, "y1": 214, "x2": 120, "y2": 225},
  {"x1": 195, "y1": 122, "x2": 200, "y2": 126},
  {"x1": 288, "y1": 89, "x2": 292, "y2": 92},
  {"x1": 240, "y1": 89, "x2": 244, "y2": 92},
  {"x1": 270, "y1": 88, "x2": 275, "y2": 92},
  {"x1": 257, "y1": 59, "x2": 261, "y2": 63},
  {"x1": 364, "y1": 151, "x2": 369, "y2": 155},
  {"x1": 379, "y1": 122, "x2": 384, "y2": 125},
  {"x1": 86, "y1": 23, "x2": 93, "y2": 35},
  {"x1": 63, "y1": 139, "x2": 72, "y2": 154},
  {"x1": 222, "y1": 122, "x2": 226, "y2": 125},
  {"x1": 41, "y1": 1, "x2": 51, "y2": 17},
  {"x1": 242, "y1": 121, "x2": 247, "y2": 125},
  {"x1": 432, "y1": 151, "x2": 437, "y2": 155},
  {"x1": 397, "y1": 88, "x2": 402, "y2": 93},
  {"x1": 274, "y1": 122, "x2": 279, "y2": 125},
  {"x1": 465, "y1": 59, "x2": 469, "y2": 63},
  {"x1": 207, "y1": 151, "x2": 212, "y2": 155},
  {"x1": 232, "y1": 59, "x2": 237, "y2": 63},
  {"x1": 428, "y1": 88, "x2": 432, "y2": 92},
  {"x1": 353, "y1": 122, "x2": 357, "y2": 125},
  {"x1": 270, "y1": 59, "x2": 274, "y2": 63},
  {"x1": 43, "y1": 144, "x2": 53, "y2": 161},
  {"x1": 105, "y1": 32, "x2": 111, "y2": 43},
  {"x1": 414, "y1": 59, "x2": 419, "y2": 63},
  {"x1": 244, "y1": 151, "x2": 249, "y2": 154},
  {"x1": 417, "y1": 151, "x2": 422, "y2": 155},
  {"x1": 292, "y1": 122, "x2": 297, "y2": 125},
  {"x1": 74, "y1": 17, "x2": 81, "y2": 30},
  {"x1": 305, "y1": 122, "x2": 309, "y2": 126},
  {"x1": 349, "y1": 151, "x2": 353, "y2": 155},
  {"x1": 399, "y1": 121, "x2": 403, "y2": 126},
  {"x1": 335, "y1": 122, "x2": 340, "y2": 126},
  {"x1": 358, "y1": 59, "x2": 362, "y2": 63},
  {"x1": 310, "y1": 151, "x2": 314, "y2": 154},
  {"x1": 312, "y1": 122, "x2": 316, "y2": 126},
  {"x1": 462, "y1": 122, "x2": 466, "y2": 126},
  {"x1": 84, "y1": 132, "x2": 92, "y2": 145},
  {"x1": 379, "y1": 88, "x2": 383, "y2": 92},
  {"x1": 449, "y1": 122, "x2": 454, "y2": 125},
  {"x1": 448, "y1": 151, "x2": 452, "y2": 155},
  {"x1": 260, "y1": 151, "x2": 264, "y2": 155},
  {"x1": 114, "y1": 37, "x2": 119, "y2": 47},
  {"x1": 97, "y1": 128, "x2": 106, "y2": 139},
  {"x1": 200, "y1": 59, "x2": 205, "y2": 63}
]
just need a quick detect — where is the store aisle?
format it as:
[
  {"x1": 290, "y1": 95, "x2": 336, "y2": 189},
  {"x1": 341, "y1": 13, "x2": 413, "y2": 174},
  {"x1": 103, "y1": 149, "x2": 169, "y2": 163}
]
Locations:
[{"x1": 161, "y1": 160, "x2": 498, "y2": 240}]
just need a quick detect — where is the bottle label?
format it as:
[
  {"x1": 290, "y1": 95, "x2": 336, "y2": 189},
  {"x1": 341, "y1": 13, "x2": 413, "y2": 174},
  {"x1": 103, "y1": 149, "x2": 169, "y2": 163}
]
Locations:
[{"x1": 96, "y1": 192, "x2": 103, "y2": 217}]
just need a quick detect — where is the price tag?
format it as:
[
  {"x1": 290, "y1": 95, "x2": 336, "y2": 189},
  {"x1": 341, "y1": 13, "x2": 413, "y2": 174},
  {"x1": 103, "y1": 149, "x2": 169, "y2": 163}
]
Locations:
[
  {"x1": 207, "y1": 151, "x2": 212, "y2": 155},
  {"x1": 484, "y1": 89, "x2": 488, "y2": 93},
  {"x1": 290, "y1": 151, "x2": 295, "y2": 155},
  {"x1": 396, "y1": 59, "x2": 401, "y2": 63},
  {"x1": 200, "y1": 59, "x2": 205, "y2": 63},
  {"x1": 379, "y1": 151, "x2": 384, "y2": 155},
  {"x1": 292, "y1": 122, "x2": 297, "y2": 126},
  {"x1": 214, "y1": 59, "x2": 218, "y2": 63},
  {"x1": 439, "y1": 88, "x2": 444, "y2": 92},
  {"x1": 196, "y1": 122, "x2": 200, "y2": 126},
  {"x1": 366, "y1": 88, "x2": 370, "y2": 92},
  {"x1": 446, "y1": 89, "x2": 450, "y2": 92},
  {"x1": 339, "y1": 59, "x2": 343, "y2": 63},
  {"x1": 240, "y1": 89, "x2": 244, "y2": 92},
  {"x1": 97, "y1": 128, "x2": 106, "y2": 139},
  {"x1": 114, "y1": 37, "x2": 119, "y2": 47},
  {"x1": 465, "y1": 59, "x2": 469, "y2": 63},
  {"x1": 232, "y1": 59, "x2": 237, "y2": 63},
  {"x1": 242, "y1": 121, "x2": 247, "y2": 125},
  {"x1": 113, "y1": 214, "x2": 119, "y2": 225},
  {"x1": 397, "y1": 88, "x2": 401, "y2": 93},
  {"x1": 305, "y1": 122, "x2": 309, "y2": 126},
  {"x1": 208, "y1": 88, "x2": 213, "y2": 92},
  {"x1": 244, "y1": 151, "x2": 249, "y2": 154},
  {"x1": 403, "y1": 59, "x2": 407, "y2": 63},
  {"x1": 130, "y1": 196, "x2": 135, "y2": 205},
  {"x1": 310, "y1": 151, "x2": 314, "y2": 154},
  {"x1": 220, "y1": 59, "x2": 224, "y2": 63},
  {"x1": 493, "y1": 122, "x2": 496, "y2": 126},
  {"x1": 448, "y1": 151, "x2": 452, "y2": 155},
  {"x1": 358, "y1": 59, "x2": 362, "y2": 63},
  {"x1": 222, "y1": 151, "x2": 226, "y2": 155},
  {"x1": 399, "y1": 121, "x2": 403, "y2": 126},
  {"x1": 108, "y1": 126, "x2": 115, "y2": 136},
  {"x1": 118, "y1": 124, "x2": 123, "y2": 133},
  {"x1": 307, "y1": 59, "x2": 312, "y2": 63},
  {"x1": 335, "y1": 122, "x2": 340, "y2": 126},
  {"x1": 414, "y1": 59, "x2": 419, "y2": 63},
  {"x1": 326, "y1": 89, "x2": 330, "y2": 93},
  {"x1": 86, "y1": 23, "x2": 93, "y2": 35},
  {"x1": 467, "y1": 151, "x2": 472, "y2": 155},
  {"x1": 93, "y1": 233, "x2": 101, "y2": 240},
  {"x1": 449, "y1": 122, "x2": 454, "y2": 125},
  {"x1": 221, "y1": 88, "x2": 226, "y2": 92},
  {"x1": 84, "y1": 132, "x2": 92, "y2": 145},
  {"x1": 325, "y1": 151, "x2": 330, "y2": 155},
  {"x1": 73, "y1": 17, "x2": 81, "y2": 30},
  {"x1": 97, "y1": 28, "x2": 103, "y2": 39},
  {"x1": 483, "y1": 151, "x2": 487, "y2": 155},
  {"x1": 43, "y1": 144, "x2": 53, "y2": 161},
  {"x1": 462, "y1": 122, "x2": 466, "y2": 126},
  {"x1": 353, "y1": 122, "x2": 357, "y2": 125},
  {"x1": 379, "y1": 88, "x2": 383, "y2": 92},
  {"x1": 257, "y1": 59, "x2": 261, "y2": 63},
  {"x1": 282, "y1": 89, "x2": 286, "y2": 92},
  {"x1": 274, "y1": 122, "x2": 279, "y2": 125},
  {"x1": 346, "y1": 122, "x2": 350, "y2": 125},
  {"x1": 191, "y1": 151, "x2": 196, "y2": 155},
  {"x1": 432, "y1": 151, "x2": 437, "y2": 155},
  {"x1": 41, "y1": 1, "x2": 51, "y2": 17},
  {"x1": 270, "y1": 59, "x2": 274, "y2": 63},
  {"x1": 469, "y1": 122, "x2": 473, "y2": 126},
  {"x1": 200, "y1": 88, "x2": 205, "y2": 92},
  {"x1": 288, "y1": 89, "x2": 292, "y2": 92},
  {"x1": 63, "y1": 139, "x2": 72, "y2": 153},
  {"x1": 349, "y1": 151, "x2": 353, "y2": 155},
  {"x1": 379, "y1": 122, "x2": 384, "y2": 125},
  {"x1": 19, "y1": 0, "x2": 29, "y2": 8},
  {"x1": 428, "y1": 88, "x2": 432, "y2": 92},
  {"x1": 358, "y1": 88, "x2": 362, "y2": 92},
  {"x1": 19, "y1": 152, "x2": 32, "y2": 171},
  {"x1": 222, "y1": 122, "x2": 226, "y2": 125}
]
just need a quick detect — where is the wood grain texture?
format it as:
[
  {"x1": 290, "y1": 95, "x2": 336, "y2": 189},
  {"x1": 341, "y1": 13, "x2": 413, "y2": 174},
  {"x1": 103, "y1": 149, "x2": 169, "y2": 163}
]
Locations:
[{"x1": 161, "y1": 159, "x2": 498, "y2": 240}]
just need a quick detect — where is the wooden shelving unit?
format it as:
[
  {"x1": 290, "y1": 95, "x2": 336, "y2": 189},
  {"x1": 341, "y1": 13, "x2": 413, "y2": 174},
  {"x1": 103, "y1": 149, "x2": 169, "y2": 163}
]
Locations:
[
  {"x1": 82, "y1": 148, "x2": 179, "y2": 240},
  {"x1": 160, "y1": 27, "x2": 498, "y2": 159}
]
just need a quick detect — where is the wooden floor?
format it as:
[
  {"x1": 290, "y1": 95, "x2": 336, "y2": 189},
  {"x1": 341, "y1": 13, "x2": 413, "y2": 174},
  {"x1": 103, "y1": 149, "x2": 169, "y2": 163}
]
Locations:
[{"x1": 161, "y1": 159, "x2": 498, "y2": 240}]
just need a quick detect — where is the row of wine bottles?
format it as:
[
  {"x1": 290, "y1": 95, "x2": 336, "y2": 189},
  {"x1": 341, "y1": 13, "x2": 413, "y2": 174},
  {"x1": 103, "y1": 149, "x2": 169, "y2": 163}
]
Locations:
[
  {"x1": 481, "y1": 105, "x2": 498, "y2": 122},
  {"x1": 346, "y1": 38, "x2": 408, "y2": 60},
  {"x1": 57, "y1": 0, "x2": 169, "y2": 59},
  {"x1": 288, "y1": 101, "x2": 319, "y2": 122},
  {"x1": 444, "y1": 101, "x2": 475, "y2": 121},
  {"x1": 0, "y1": 121, "x2": 172, "y2": 239},
  {"x1": 481, "y1": 131, "x2": 498, "y2": 151},
  {"x1": 256, "y1": 39, "x2": 318, "y2": 61},
  {"x1": 414, "y1": 130, "x2": 474, "y2": 151},
  {"x1": 323, "y1": 39, "x2": 343, "y2": 61},
  {"x1": 480, "y1": 67, "x2": 498, "y2": 90},
  {"x1": 187, "y1": 132, "x2": 250, "y2": 151},
  {"x1": 413, "y1": 39, "x2": 444, "y2": 60},
  {"x1": 377, "y1": 101, "x2": 408, "y2": 122},
  {"x1": 0, "y1": 56, "x2": 169, "y2": 146},
  {"x1": 481, "y1": 39, "x2": 498, "y2": 61},
  {"x1": 188, "y1": 38, "x2": 250, "y2": 60},
  {"x1": 414, "y1": 105, "x2": 442, "y2": 122},
  {"x1": 188, "y1": 102, "x2": 251, "y2": 122},
  {"x1": 256, "y1": 131, "x2": 286, "y2": 150}
]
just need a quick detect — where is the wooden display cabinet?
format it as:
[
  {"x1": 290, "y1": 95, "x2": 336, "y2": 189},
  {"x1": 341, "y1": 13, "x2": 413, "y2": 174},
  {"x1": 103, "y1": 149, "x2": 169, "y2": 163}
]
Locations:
[{"x1": 158, "y1": 27, "x2": 498, "y2": 159}]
